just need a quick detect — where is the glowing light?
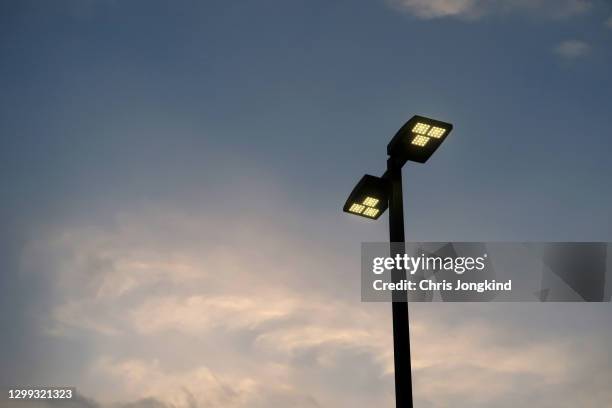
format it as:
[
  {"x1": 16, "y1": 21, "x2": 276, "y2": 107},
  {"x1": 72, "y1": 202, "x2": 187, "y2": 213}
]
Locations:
[
  {"x1": 349, "y1": 203, "x2": 365, "y2": 213},
  {"x1": 363, "y1": 207, "x2": 379, "y2": 217},
  {"x1": 412, "y1": 123, "x2": 431, "y2": 134},
  {"x1": 362, "y1": 197, "x2": 380, "y2": 207},
  {"x1": 427, "y1": 126, "x2": 446, "y2": 138},
  {"x1": 411, "y1": 135, "x2": 430, "y2": 147}
]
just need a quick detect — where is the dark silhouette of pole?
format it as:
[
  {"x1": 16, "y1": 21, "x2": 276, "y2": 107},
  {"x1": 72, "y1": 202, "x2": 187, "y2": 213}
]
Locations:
[{"x1": 387, "y1": 157, "x2": 413, "y2": 408}]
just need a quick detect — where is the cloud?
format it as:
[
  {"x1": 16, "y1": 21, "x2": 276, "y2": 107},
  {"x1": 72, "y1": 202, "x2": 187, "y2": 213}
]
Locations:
[
  {"x1": 388, "y1": 0, "x2": 481, "y2": 19},
  {"x1": 388, "y1": 0, "x2": 593, "y2": 20},
  {"x1": 3, "y1": 392, "x2": 187, "y2": 408},
  {"x1": 19, "y1": 202, "x2": 390, "y2": 407},
  {"x1": 17, "y1": 201, "x2": 612, "y2": 407},
  {"x1": 91, "y1": 358, "x2": 260, "y2": 407},
  {"x1": 606, "y1": 16, "x2": 612, "y2": 28},
  {"x1": 129, "y1": 295, "x2": 297, "y2": 334},
  {"x1": 4, "y1": 392, "x2": 100, "y2": 408},
  {"x1": 554, "y1": 40, "x2": 591, "y2": 58}
]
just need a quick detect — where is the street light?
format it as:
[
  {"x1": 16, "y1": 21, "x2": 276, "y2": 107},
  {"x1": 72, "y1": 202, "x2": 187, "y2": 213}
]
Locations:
[
  {"x1": 342, "y1": 175, "x2": 388, "y2": 220},
  {"x1": 343, "y1": 114, "x2": 454, "y2": 408},
  {"x1": 387, "y1": 115, "x2": 453, "y2": 165}
]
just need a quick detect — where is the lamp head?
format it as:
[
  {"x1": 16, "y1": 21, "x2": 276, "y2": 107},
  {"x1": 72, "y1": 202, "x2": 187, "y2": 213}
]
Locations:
[
  {"x1": 387, "y1": 115, "x2": 453, "y2": 165},
  {"x1": 342, "y1": 174, "x2": 388, "y2": 220}
]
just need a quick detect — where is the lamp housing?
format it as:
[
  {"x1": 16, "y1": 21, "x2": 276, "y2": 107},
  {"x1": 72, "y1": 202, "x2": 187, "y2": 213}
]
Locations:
[
  {"x1": 387, "y1": 115, "x2": 453, "y2": 165},
  {"x1": 342, "y1": 174, "x2": 388, "y2": 220}
]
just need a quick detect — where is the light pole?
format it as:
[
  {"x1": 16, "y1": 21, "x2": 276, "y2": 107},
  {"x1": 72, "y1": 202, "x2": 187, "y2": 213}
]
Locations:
[
  {"x1": 387, "y1": 154, "x2": 412, "y2": 407},
  {"x1": 343, "y1": 115, "x2": 454, "y2": 408}
]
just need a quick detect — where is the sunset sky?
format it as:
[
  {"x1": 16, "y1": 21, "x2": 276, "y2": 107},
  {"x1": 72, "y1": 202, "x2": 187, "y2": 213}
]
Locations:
[{"x1": 2, "y1": 1, "x2": 612, "y2": 407}]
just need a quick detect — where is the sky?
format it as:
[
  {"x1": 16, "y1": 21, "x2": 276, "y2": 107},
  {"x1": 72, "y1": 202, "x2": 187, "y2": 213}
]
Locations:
[{"x1": 1, "y1": 0, "x2": 612, "y2": 407}]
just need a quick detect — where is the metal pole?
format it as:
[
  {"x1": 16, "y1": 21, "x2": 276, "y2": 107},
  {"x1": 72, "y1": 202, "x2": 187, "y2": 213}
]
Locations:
[{"x1": 387, "y1": 157, "x2": 413, "y2": 408}]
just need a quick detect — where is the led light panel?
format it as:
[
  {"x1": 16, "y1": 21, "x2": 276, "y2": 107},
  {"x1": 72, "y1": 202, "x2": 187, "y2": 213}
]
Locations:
[
  {"x1": 411, "y1": 135, "x2": 430, "y2": 147},
  {"x1": 349, "y1": 203, "x2": 365, "y2": 213},
  {"x1": 427, "y1": 126, "x2": 446, "y2": 138},
  {"x1": 362, "y1": 197, "x2": 379, "y2": 207},
  {"x1": 412, "y1": 123, "x2": 431, "y2": 134},
  {"x1": 363, "y1": 207, "x2": 379, "y2": 218}
]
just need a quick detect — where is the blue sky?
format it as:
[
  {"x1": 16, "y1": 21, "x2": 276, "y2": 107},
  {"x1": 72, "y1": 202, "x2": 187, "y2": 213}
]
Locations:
[
  {"x1": 2, "y1": 0, "x2": 612, "y2": 238},
  {"x1": 1, "y1": 1, "x2": 612, "y2": 407}
]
